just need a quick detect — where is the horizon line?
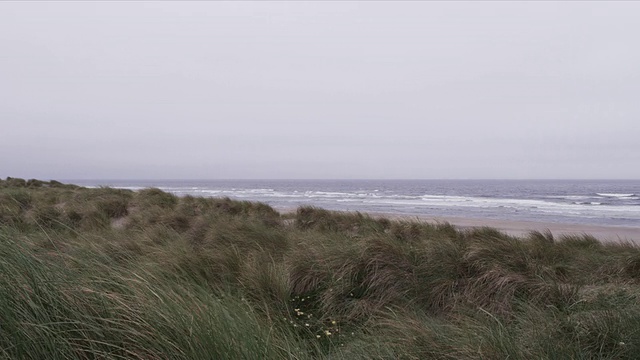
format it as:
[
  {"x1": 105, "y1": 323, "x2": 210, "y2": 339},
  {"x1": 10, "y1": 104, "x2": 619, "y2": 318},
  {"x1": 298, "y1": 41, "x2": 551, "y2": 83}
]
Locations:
[{"x1": 57, "y1": 178, "x2": 640, "y2": 182}]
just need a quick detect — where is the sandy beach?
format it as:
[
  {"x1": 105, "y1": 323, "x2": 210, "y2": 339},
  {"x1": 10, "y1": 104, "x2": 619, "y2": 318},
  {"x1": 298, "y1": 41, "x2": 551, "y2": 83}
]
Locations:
[
  {"x1": 276, "y1": 206, "x2": 640, "y2": 244},
  {"x1": 369, "y1": 212, "x2": 640, "y2": 244}
]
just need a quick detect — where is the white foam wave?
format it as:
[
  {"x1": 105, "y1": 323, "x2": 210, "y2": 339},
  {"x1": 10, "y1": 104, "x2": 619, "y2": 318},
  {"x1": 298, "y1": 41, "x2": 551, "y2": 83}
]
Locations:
[
  {"x1": 421, "y1": 194, "x2": 470, "y2": 202},
  {"x1": 412, "y1": 194, "x2": 639, "y2": 219},
  {"x1": 597, "y1": 193, "x2": 635, "y2": 197},
  {"x1": 547, "y1": 195, "x2": 591, "y2": 200},
  {"x1": 245, "y1": 188, "x2": 274, "y2": 193},
  {"x1": 309, "y1": 191, "x2": 353, "y2": 197},
  {"x1": 122, "y1": 185, "x2": 640, "y2": 222}
]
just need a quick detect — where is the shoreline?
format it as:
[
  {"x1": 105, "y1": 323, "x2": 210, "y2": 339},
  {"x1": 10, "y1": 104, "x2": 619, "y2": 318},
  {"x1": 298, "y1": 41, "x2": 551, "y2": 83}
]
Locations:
[
  {"x1": 275, "y1": 206, "x2": 640, "y2": 243},
  {"x1": 378, "y1": 214, "x2": 640, "y2": 244}
]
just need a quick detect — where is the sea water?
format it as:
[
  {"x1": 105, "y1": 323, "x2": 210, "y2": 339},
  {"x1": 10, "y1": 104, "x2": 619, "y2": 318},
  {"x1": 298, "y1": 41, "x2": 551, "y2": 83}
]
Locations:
[{"x1": 68, "y1": 179, "x2": 640, "y2": 228}]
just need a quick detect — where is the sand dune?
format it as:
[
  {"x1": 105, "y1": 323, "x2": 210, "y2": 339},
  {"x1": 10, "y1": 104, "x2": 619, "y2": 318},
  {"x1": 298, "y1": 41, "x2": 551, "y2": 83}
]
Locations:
[{"x1": 371, "y1": 213, "x2": 640, "y2": 243}]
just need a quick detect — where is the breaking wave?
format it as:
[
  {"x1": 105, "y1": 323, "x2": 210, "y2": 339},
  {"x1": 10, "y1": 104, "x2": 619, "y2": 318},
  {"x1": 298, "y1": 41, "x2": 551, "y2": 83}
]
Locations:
[{"x1": 597, "y1": 193, "x2": 635, "y2": 198}]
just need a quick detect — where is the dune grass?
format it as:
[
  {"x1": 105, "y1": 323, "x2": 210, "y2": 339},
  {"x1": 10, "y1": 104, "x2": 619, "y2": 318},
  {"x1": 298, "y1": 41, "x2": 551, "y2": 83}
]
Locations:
[{"x1": 1, "y1": 177, "x2": 640, "y2": 359}]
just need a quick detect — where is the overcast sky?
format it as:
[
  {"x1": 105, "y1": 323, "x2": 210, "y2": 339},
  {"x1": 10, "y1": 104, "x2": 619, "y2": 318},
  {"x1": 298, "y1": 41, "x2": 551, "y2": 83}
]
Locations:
[{"x1": 1, "y1": 2, "x2": 638, "y2": 180}]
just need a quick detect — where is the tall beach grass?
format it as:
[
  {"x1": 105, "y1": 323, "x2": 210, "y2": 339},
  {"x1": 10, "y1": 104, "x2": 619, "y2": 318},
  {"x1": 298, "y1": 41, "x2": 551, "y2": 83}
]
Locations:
[{"x1": 1, "y1": 177, "x2": 640, "y2": 359}]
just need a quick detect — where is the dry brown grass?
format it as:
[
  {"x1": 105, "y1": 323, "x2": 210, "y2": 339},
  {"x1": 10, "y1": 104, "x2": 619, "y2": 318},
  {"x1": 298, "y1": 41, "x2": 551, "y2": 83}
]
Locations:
[{"x1": 2, "y1": 178, "x2": 640, "y2": 359}]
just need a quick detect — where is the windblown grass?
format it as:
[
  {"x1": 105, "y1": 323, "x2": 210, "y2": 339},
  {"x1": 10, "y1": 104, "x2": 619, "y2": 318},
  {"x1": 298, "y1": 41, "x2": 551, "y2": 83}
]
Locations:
[{"x1": 1, "y1": 177, "x2": 640, "y2": 359}]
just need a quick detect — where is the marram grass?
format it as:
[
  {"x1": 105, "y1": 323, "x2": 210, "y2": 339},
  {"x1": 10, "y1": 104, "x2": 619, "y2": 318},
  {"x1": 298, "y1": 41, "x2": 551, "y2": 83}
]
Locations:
[{"x1": 1, "y1": 177, "x2": 640, "y2": 359}]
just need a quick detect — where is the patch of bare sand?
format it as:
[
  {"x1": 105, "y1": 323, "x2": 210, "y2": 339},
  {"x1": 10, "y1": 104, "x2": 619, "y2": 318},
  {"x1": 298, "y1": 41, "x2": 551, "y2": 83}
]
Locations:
[
  {"x1": 275, "y1": 206, "x2": 640, "y2": 244},
  {"x1": 371, "y1": 213, "x2": 640, "y2": 244},
  {"x1": 110, "y1": 217, "x2": 129, "y2": 229}
]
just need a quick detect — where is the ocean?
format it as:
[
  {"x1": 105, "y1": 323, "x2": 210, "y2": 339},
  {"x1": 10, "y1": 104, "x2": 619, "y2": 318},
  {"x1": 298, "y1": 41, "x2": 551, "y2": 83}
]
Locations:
[{"x1": 68, "y1": 179, "x2": 640, "y2": 228}]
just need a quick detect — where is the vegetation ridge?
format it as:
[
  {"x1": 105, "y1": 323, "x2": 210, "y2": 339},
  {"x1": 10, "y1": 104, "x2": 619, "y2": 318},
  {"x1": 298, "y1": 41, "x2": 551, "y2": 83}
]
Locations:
[{"x1": 1, "y1": 177, "x2": 640, "y2": 359}]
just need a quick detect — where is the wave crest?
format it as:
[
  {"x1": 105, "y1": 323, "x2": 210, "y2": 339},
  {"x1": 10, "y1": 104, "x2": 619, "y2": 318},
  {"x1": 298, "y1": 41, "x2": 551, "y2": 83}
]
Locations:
[{"x1": 596, "y1": 193, "x2": 635, "y2": 198}]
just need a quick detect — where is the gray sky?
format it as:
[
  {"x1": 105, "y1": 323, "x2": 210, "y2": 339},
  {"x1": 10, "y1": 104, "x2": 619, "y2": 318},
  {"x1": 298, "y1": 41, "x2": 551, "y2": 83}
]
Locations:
[{"x1": 1, "y1": 2, "x2": 638, "y2": 180}]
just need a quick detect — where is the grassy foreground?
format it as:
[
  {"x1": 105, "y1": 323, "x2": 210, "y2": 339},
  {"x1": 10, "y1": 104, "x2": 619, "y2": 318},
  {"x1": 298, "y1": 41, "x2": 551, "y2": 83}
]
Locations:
[{"x1": 1, "y1": 178, "x2": 640, "y2": 359}]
